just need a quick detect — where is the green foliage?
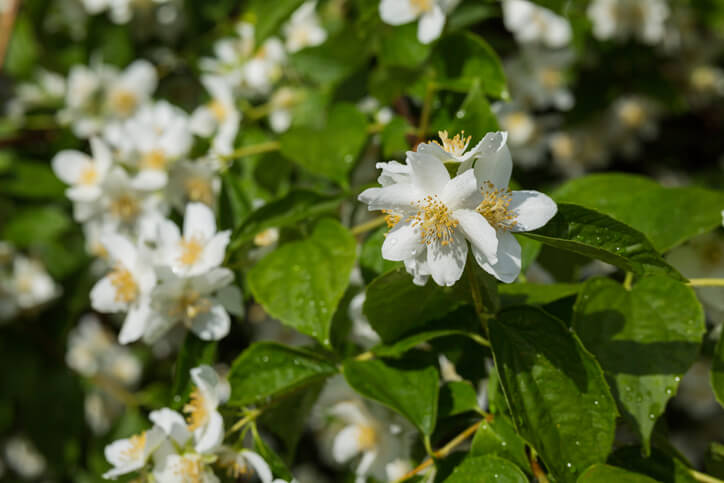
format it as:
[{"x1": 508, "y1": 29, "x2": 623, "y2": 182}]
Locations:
[
  {"x1": 577, "y1": 464, "x2": 660, "y2": 483},
  {"x1": 470, "y1": 416, "x2": 531, "y2": 473},
  {"x1": 443, "y1": 455, "x2": 528, "y2": 483},
  {"x1": 438, "y1": 381, "x2": 480, "y2": 418},
  {"x1": 573, "y1": 276, "x2": 705, "y2": 453}
]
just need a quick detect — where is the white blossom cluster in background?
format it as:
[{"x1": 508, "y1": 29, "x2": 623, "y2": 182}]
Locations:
[{"x1": 0, "y1": 242, "x2": 59, "y2": 321}]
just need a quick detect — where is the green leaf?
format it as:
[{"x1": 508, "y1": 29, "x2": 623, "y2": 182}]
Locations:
[
  {"x1": 279, "y1": 103, "x2": 368, "y2": 184},
  {"x1": 489, "y1": 306, "x2": 617, "y2": 483},
  {"x1": 5, "y1": 15, "x2": 40, "y2": 77},
  {"x1": 245, "y1": 0, "x2": 306, "y2": 45},
  {"x1": 611, "y1": 446, "x2": 697, "y2": 483},
  {"x1": 3, "y1": 162, "x2": 66, "y2": 199},
  {"x1": 438, "y1": 381, "x2": 480, "y2": 418},
  {"x1": 343, "y1": 355, "x2": 439, "y2": 435},
  {"x1": 252, "y1": 426, "x2": 294, "y2": 481},
  {"x1": 554, "y1": 173, "x2": 724, "y2": 252},
  {"x1": 443, "y1": 455, "x2": 528, "y2": 483},
  {"x1": 378, "y1": 23, "x2": 432, "y2": 68},
  {"x1": 359, "y1": 227, "x2": 403, "y2": 280},
  {"x1": 577, "y1": 464, "x2": 660, "y2": 483},
  {"x1": 499, "y1": 283, "x2": 581, "y2": 307},
  {"x1": 290, "y1": 28, "x2": 371, "y2": 85},
  {"x1": 470, "y1": 416, "x2": 531, "y2": 474},
  {"x1": 524, "y1": 204, "x2": 683, "y2": 280},
  {"x1": 433, "y1": 32, "x2": 507, "y2": 98},
  {"x1": 247, "y1": 218, "x2": 356, "y2": 346},
  {"x1": 170, "y1": 335, "x2": 217, "y2": 410},
  {"x1": 710, "y1": 327, "x2": 724, "y2": 408},
  {"x1": 381, "y1": 116, "x2": 413, "y2": 158},
  {"x1": 573, "y1": 276, "x2": 705, "y2": 453},
  {"x1": 447, "y1": 81, "x2": 499, "y2": 141},
  {"x1": 518, "y1": 235, "x2": 542, "y2": 273},
  {"x1": 230, "y1": 189, "x2": 345, "y2": 251},
  {"x1": 2, "y1": 206, "x2": 71, "y2": 247},
  {"x1": 218, "y1": 172, "x2": 252, "y2": 232},
  {"x1": 227, "y1": 342, "x2": 336, "y2": 407},
  {"x1": 363, "y1": 268, "x2": 468, "y2": 343}
]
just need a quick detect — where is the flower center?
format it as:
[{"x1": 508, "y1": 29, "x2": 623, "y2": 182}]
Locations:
[
  {"x1": 172, "y1": 290, "x2": 212, "y2": 321},
  {"x1": 185, "y1": 177, "x2": 214, "y2": 205},
  {"x1": 356, "y1": 424, "x2": 378, "y2": 451},
  {"x1": 433, "y1": 130, "x2": 471, "y2": 157},
  {"x1": 382, "y1": 209, "x2": 402, "y2": 230},
  {"x1": 183, "y1": 387, "x2": 209, "y2": 431},
  {"x1": 110, "y1": 194, "x2": 140, "y2": 221},
  {"x1": 109, "y1": 266, "x2": 138, "y2": 303},
  {"x1": 410, "y1": 0, "x2": 433, "y2": 14},
  {"x1": 220, "y1": 454, "x2": 253, "y2": 479},
  {"x1": 16, "y1": 275, "x2": 34, "y2": 294},
  {"x1": 411, "y1": 195, "x2": 459, "y2": 246},
  {"x1": 618, "y1": 101, "x2": 645, "y2": 128},
  {"x1": 550, "y1": 133, "x2": 575, "y2": 160},
  {"x1": 140, "y1": 149, "x2": 167, "y2": 171},
  {"x1": 503, "y1": 112, "x2": 535, "y2": 145},
  {"x1": 121, "y1": 432, "x2": 146, "y2": 461},
  {"x1": 79, "y1": 165, "x2": 98, "y2": 185},
  {"x1": 208, "y1": 99, "x2": 227, "y2": 122},
  {"x1": 691, "y1": 66, "x2": 717, "y2": 91},
  {"x1": 175, "y1": 455, "x2": 203, "y2": 483},
  {"x1": 109, "y1": 89, "x2": 138, "y2": 117},
  {"x1": 476, "y1": 182, "x2": 517, "y2": 231},
  {"x1": 179, "y1": 237, "x2": 204, "y2": 266},
  {"x1": 538, "y1": 67, "x2": 562, "y2": 89}
]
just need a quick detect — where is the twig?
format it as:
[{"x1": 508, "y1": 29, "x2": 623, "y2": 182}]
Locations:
[
  {"x1": 529, "y1": 451, "x2": 550, "y2": 483},
  {"x1": 0, "y1": 0, "x2": 20, "y2": 70},
  {"x1": 220, "y1": 140, "x2": 281, "y2": 162},
  {"x1": 688, "y1": 278, "x2": 724, "y2": 287},
  {"x1": 623, "y1": 272, "x2": 634, "y2": 291},
  {"x1": 350, "y1": 216, "x2": 386, "y2": 236},
  {"x1": 415, "y1": 82, "x2": 437, "y2": 145}
]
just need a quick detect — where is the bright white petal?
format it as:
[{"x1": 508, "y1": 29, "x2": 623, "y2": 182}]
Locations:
[
  {"x1": 440, "y1": 169, "x2": 482, "y2": 210},
  {"x1": 184, "y1": 202, "x2": 217, "y2": 240},
  {"x1": 358, "y1": 184, "x2": 422, "y2": 212},
  {"x1": 66, "y1": 185, "x2": 102, "y2": 202},
  {"x1": 132, "y1": 170, "x2": 168, "y2": 191},
  {"x1": 51, "y1": 150, "x2": 90, "y2": 184},
  {"x1": 510, "y1": 190, "x2": 557, "y2": 232},
  {"x1": 149, "y1": 408, "x2": 192, "y2": 446},
  {"x1": 90, "y1": 137, "x2": 113, "y2": 175},
  {"x1": 190, "y1": 304, "x2": 230, "y2": 340},
  {"x1": 195, "y1": 411, "x2": 224, "y2": 454},
  {"x1": 101, "y1": 233, "x2": 137, "y2": 266},
  {"x1": 118, "y1": 299, "x2": 150, "y2": 344},
  {"x1": 381, "y1": 223, "x2": 422, "y2": 261},
  {"x1": 473, "y1": 132, "x2": 512, "y2": 188},
  {"x1": 479, "y1": 230, "x2": 521, "y2": 283},
  {"x1": 407, "y1": 150, "x2": 450, "y2": 194},
  {"x1": 190, "y1": 107, "x2": 216, "y2": 137},
  {"x1": 379, "y1": 0, "x2": 418, "y2": 25},
  {"x1": 332, "y1": 426, "x2": 363, "y2": 463},
  {"x1": 426, "y1": 231, "x2": 468, "y2": 286},
  {"x1": 454, "y1": 209, "x2": 498, "y2": 265},
  {"x1": 417, "y1": 5, "x2": 446, "y2": 44},
  {"x1": 90, "y1": 276, "x2": 126, "y2": 313},
  {"x1": 242, "y1": 451, "x2": 273, "y2": 483}
]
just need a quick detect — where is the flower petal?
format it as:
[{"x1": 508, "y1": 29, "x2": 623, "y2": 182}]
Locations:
[
  {"x1": 190, "y1": 304, "x2": 230, "y2": 340},
  {"x1": 408, "y1": 150, "x2": 450, "y2": 194},
  {"x1": 194, "y1": 411, "x2": 224, "y2": 454},
  {"x1": 417, "y1": 5, "x2": 446, "y2": 44},
  {"x1": 101, "y1": 233, "x2": 138, "y2": 266},
  {"x1": 426, "y1": 231, "x2": 468, "y2": 287},
  {"x1": 472, "y1": 131, "x2": 512, "y2": 188},
  {"x1": 379, "y1": 0, "x2": 418, "y2": 25},
  {"x1": 118, "y1": 299, "x2": 150, "y2": 344},
  {"x1": 90, "y1": 276, "x2": 126, "y2": 313},
  {"x1": 381, "y1": 223, "x2": 423, "y2": 262},
  {"x1": 242, "y1": 451, "x2": 274, "y2": 483},
  {"x1": 332, "y1": 425, "x2": 363, "y2": 463},
  {"x1": 89, "y1": 137, "x2": 113, "y2": 176},
  {"x1": 510, "y1": 190, "x2": 557, "y2": 232},
  {"x1": 149, "y1": 408, "x2": 192, "y2": 446},
  {"x1": 440, "y1": 169, "x2": 482, "y2": 211},
  {"x1": 454, "y1": 209, "x2": 498, "y2": 265},
  {"x1": 358, "y1": 184, "x2": 421, "y2": 212},
  {"x1": 184, "y1": 202, "x2": 217, "y2": 240},
  {"x1": 478, "y1": 230, "x2": 521, "y2": 283},
  {"x1": 51, "y1": 150, "x2": 90, "y2": 184}
]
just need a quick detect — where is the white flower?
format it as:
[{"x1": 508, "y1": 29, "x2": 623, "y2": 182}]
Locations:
[
  {"x1": 283, "y1": 1, "x2": 328, "y2": 53},
  {"x1": 103, "y1": 426, "x2": 166, "y2": 478},
  {"x1": 90, "y1": 233, "x2": 156, "y2": 344},
  {"x1": 505, "y1": 48, "x2": 575, "y2": 111},
  {"x1": 348, "y1": 292, "x2": 381, "y2": 349},
  {"x1": 4, "y1": 436, "x2": 46, "y2": 479},
  {"x1": 52, "y1": 137, "x2": 113, "y2": 203},
  {"x1": 494, "y1": 102, "x2": 548, "y2": 169},
  {"x1": 549, "y1": 129, "x2": 610, "y2": 178},
  {"x1": 153, "y1": 452, "x2": 220, "y2": 483},
  {"x1": 190, "y1": 76, "x2": 241, "y2": 156},
  {"x1": 144, "y1": 268, "x2": 240, "y2": 343},
  {"x1": 2, "y1": 255, "x2": 59, "y2": 314},
  {"x1": 216, "y1": 448, "x2": 274, "y2": 482},
  {"x1": 502, "y1": 0, "x2": 572, "y2": 48},
  {"x1": 587, "y1": 0, "x2": 670, "y2": 45},
  {"x1": 105, "y1": 100, "x2": 192, "y2": 190},
  {"x1": 607, "y1": 96, "x2": 659, "y2": 158},
  {"x1": 268, "y1": 87, "x2": 301, "y2": 133},
  {"x1": 359, "y1": 131, "x2": 557, "y2": 285},
  {"x1": 243, "y1": 37, "x2": 286, "y2": 95},
  {"x1": 157, "y1": 202, "x2": 231, "y2": 277},
  {"x1": 379, "y1": 0, "x2": 460, "y2": 44},
  {"x1": 85, "y1": 391, "x2": 118, "y2": 435},
  {"x1": 167, "y1": 160, "x2": 222, "y2": 210},
  {"x1": 183, "y1": 365, "x2": 230, "y2": 453}
]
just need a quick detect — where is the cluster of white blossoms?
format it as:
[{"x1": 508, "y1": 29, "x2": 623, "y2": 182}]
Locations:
[
  {"x1": 587, "y1": 0, "x2": 670, "y2": 45},
  {"x1": 359, "y1": 131, "x2": 557, "y2": 286},
  {"x1": 79, "y1": 0, "x2": 179, "y2": 25},
  {"x1": 0, "y1": 243, "x2": 59, "y2": 321},
  {"x1": 103, "y1": 364, "x2": 290, "y2": 482}
]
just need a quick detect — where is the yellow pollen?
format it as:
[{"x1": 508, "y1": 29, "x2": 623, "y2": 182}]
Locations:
[
  {"x1": 185, "y1": 177, "x2": 214, "y2": 205},
  {"x1": 174, "y1": 455, "x2": 202, "y2": 483},
  {"x1": 476, "y1": 182, "x2": 517, "y2": 231},
  {"x1": 433, "y1": 130, "x2": 471, "y2": 157},
  {"x1": 109, "y1": 89, "x2": 138, "y2": 117},
  {"x1": 110, "y1": 194, "x2": 140, "y2": 221},
  {"x1": 140, "y1": 149, "x2": 167, "y2": 171},
  {"x1": 208, "y1": 99, "x2": 227, "y2": 122},
  {"x1": 410, "y1": 0, "x2": 433, "y2": 14},
  {"x1": 538, "y1": 67, "x2": 562, "y2": 89},
  {"x1": 411, "y1": 195, "x2": 459, "y2": 246},
  {"x1": 507, "y1": 112, "x2": 530, "y2": 130},
  {"x1": 121, "y1": 432, "x2": 147, "y2": 461},
  {"x1": 171, "y1": 291, "x2": 212, "y2": 321},
  {"x1": 179, "y1": 237, "x2": 204, "y2": 266},
  {"x1": 618, "y1": 101, "x2": 645, "y2": 128},
  {"x1": 79, "y1": 165, "x2": 98, "y2": 185},
  {"x1": 109, "y1": 266, "x2": 138, "y2": 303},
  {"x1": 381, "y1": 209, "x2": 402, "y2": 230},
  {"x1": 183, "y1": 387, "x2": 208, "y2": 431},
  {"x1": 356, "y1": 425, "x2": 378, "y2": 450},
  {"x1": 220, "y1": 457, "x2": 253, "y2": 479}
]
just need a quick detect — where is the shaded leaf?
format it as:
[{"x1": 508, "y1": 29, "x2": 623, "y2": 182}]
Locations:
[
  {"x1": 470, "y1": 415, "x2": 531, "y2": 474},
  {"x1": 443, "y1": 455, "x2": 528, "y2": 483},
  {"x1": 577, "y1": 464, "x2": 659, "y2": 483}
]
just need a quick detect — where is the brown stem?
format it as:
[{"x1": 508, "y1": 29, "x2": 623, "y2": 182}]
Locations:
[{"x1": 0, "y1": 0, "x2": 20, "y2": 70}]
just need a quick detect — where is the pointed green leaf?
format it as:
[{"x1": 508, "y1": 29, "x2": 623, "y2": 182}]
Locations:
[
  {"x1": 470, "y1": 416, "x2": 531, "y2": 473},
  {"x1": 573, "y1": 276, "x2": 705, "y2": 453},
  {"x1": 611, "y1": 446, "x2": 697, "y2": 483},
  {"x1": 489, "y1": 306, "x2": 617, "y2": 483},
  {"x1": 577, "y1": 464, "x2": 660, "y2": 483},
  {"x1": 434, "y1": 32, "x2": 507, "y2": 98},
  {"x1": 710, "y1": 327, "x2": 724, "y2": 408},
  {"x1": 444, "y1": 455, "x2": 528, "y2": 483},
  {"x1": 438, "y1": 381, "x2": 480, "y2": 418}
]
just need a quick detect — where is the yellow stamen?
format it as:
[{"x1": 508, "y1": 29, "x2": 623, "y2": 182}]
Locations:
[
  {"x1": 220, "y1": 456, "x2": 253, "y2": 479},
  {"x1": 109, "y1": 266, "x2": 138, "y2": 303},
  {"x1": 538, "y1": 67, "x2": 562, "y2": 89},
  {"x1": 410, "y1": 0, "x2": 433, "y2": 14},
  {"x1": 208, "y1": 99, "x2": 227, "y2": 122},
  {"x1": 109, "y1": 89, "x2": 138, "y2": 117},
  {"x1": 433, "y1": 130, "x2": 471, "y2": 157},
  {"x1": 110, "y1": 194, "x2": 140, "y2": 221},
  {"x1": 185, "y1": 177, "x2": 214, "y2": 205},
  {"x1": 79, "y1": 165, "x2": 98, "y2": 185},
  {"x1": 170, "y1": 290, "x2": 212, "y2": 321},
  {"x1": 618, "y1": 101, "x2": 645, "y2": 128},
  {"x1": 179, "y1": 237, "x2": 203, "y2": 266},
  {"x1": 176, "y1": 455, "x2": 202, "y2": 483},
  {"x1": 382, "y1": 209, "x2": 401, "y2": 230},
  {"x1": 356, "y1": 424, "x2": 378, "y2": 450},
  {"x1": 121, "y1": 432, "x2": 147, "y2": 461},
  {"x1": 411, "y1": 195, "x2": 459, "y2": 246},
  {"x1": 476, "y1": 181, "x2": 517, "y2": 231},
  {"x1": 140, "y1": 149, "x2": 167, "y2": 171},
  {"x1": 183, "y1": 387, "x2": 208, "y2": 431}
]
